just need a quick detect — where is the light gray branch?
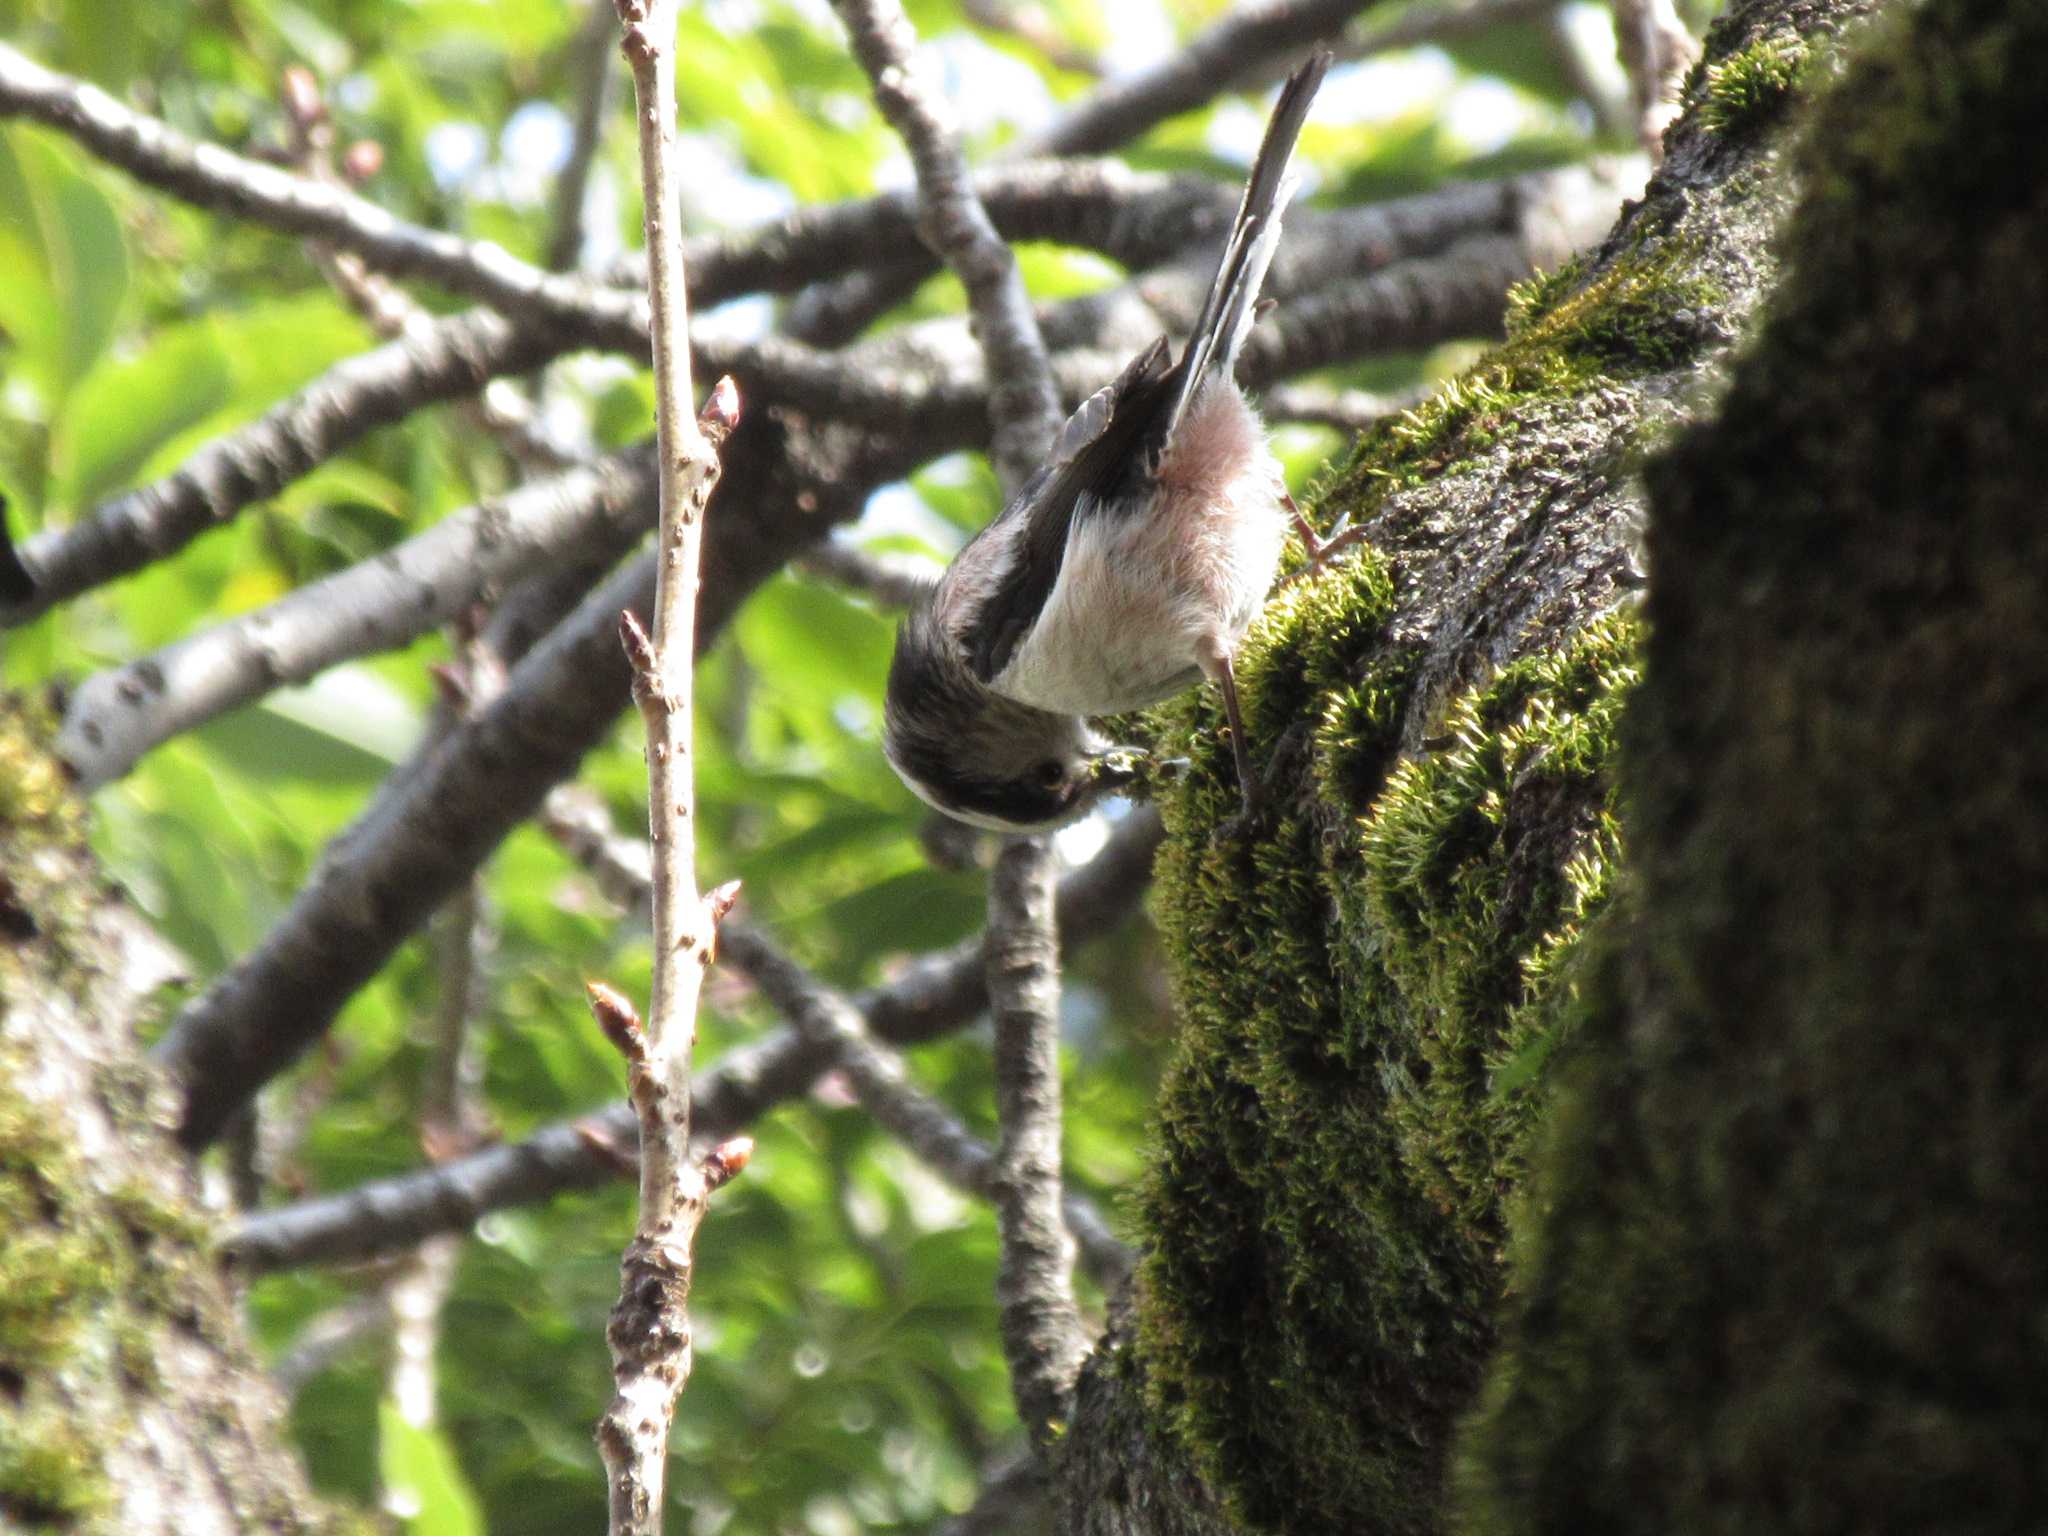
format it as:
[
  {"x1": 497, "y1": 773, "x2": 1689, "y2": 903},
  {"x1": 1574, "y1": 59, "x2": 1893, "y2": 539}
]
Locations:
[
  {"x1": 830, "y1": 0, "x2": 1060, "y2": 487},
  {"x1": 985, "y1": 837, "x2": 1090, "y2": 1448},
  {"x1": 58, "y1": 445, "x2": 657, "y2": 788},
  {"x1": 0, "y1": 308, "x2": 559, "y2": 628}
]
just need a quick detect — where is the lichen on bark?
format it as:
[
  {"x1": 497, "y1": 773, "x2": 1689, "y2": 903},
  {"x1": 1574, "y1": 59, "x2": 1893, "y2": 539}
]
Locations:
[{"x1": 1094, "y1": 0, "x2": 1882, "y2": 1527}]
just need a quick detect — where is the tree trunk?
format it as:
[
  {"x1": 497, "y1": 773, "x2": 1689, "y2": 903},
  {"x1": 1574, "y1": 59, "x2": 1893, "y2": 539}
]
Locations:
[
  {"x1": 0, "y1": 702, "x2": 363, "y2": 1535},
  {"x1": 1459, "y1": 0, "x2": 2048, "y2": 1527},
  {"x1": 1066, "y1": 0, "x2": 1879, "y2": 1528}
]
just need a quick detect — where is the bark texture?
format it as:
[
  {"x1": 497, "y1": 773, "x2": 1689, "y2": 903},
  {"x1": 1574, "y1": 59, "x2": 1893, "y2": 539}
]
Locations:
[
  {"x1": 1459, "y1": 0, "x2": 2048, "y2": 1526},
  {"x1": 1077, "y1": 0, "x2": 1877, "y2": 1528},
  {"x1": 0, "y1": 701, "x2": 363, "y2": 1536}
]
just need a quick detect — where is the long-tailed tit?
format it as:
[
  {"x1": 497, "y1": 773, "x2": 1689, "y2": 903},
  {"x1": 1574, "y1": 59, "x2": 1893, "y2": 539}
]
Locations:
[{"x1": 884, "y1": 52, "x2": 1333, "y2": 833}]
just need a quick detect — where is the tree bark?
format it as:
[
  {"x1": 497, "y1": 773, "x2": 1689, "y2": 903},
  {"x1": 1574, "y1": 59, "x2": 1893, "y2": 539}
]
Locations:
[
  {"x1": 1459, "y1": 0, "x2": 2048, "y2": 1526},
  {"x1": 1078, "y1": 0, "x2": 1879, "y2": 1529},
  {"x1": 0, "y1": 701, "x2": 364, "y2": 1535}
]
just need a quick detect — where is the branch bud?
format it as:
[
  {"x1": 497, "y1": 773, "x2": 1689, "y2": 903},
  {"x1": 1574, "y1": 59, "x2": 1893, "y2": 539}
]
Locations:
[
  {"x1": 705, "y1": 880, "x2": 743, "y2": 926},
  {"x1": 585, "y1": 979, "x2": 646, "y2": 1063},
  {"x1": 341, "y1": 140, "x2": 384, "y2": 182},
  {"x1": 703, "y1": 1136, "x2": 754, "y2": 1190},
  {"x1": 617, "y1": 609, "x2": 657, "y2": 680},
  {"x1": 280, "y1": 65, "x2": 325, "y2": 128},
  {"x1": 699, "y1": 376, "x2": 741, "y2": 447}
]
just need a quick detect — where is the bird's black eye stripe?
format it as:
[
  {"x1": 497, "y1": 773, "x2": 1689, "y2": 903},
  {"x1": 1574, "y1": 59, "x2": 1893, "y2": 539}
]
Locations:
[{"x1": 1035, "y1": 759, "x2": 1065, "y2": 789}]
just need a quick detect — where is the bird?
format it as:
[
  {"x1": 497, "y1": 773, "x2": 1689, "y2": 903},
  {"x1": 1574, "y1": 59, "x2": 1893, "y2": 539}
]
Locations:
[{"x1": 883, "y1": 51, "x2": 1336, "y2": 835}]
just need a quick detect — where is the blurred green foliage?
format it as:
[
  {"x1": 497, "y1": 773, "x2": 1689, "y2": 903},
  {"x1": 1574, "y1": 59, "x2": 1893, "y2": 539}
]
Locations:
[{"x1": 0, "y1": 0, "x2": 1648, "y2": 1528}]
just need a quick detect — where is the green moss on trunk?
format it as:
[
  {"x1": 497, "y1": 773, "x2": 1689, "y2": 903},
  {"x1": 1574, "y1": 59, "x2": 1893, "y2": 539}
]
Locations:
[
  {"x1": 1119, "y1": 0, "x2": 1881, "y2": 1525},
  {"x1": 1459, "y1": 0, "x2": 2048, "y2": 1529}
]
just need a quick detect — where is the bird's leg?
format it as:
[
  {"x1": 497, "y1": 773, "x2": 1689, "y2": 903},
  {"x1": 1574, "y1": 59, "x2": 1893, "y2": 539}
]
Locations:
[
  {"x1": 1282, "y1": 491, "x2": 1370, "y2": 584},
  {"x1": 1197, "y1": 636, "x2": 1261, "y2": 825}
]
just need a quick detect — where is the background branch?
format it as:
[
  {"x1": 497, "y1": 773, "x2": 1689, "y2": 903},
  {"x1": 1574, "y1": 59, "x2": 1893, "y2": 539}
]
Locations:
[{"x1": 224, "y1": 807, "x2": 1164, "y2": 1273}]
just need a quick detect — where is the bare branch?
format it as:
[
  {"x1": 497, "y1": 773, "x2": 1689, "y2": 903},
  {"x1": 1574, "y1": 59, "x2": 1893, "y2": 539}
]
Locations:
[
  {"x1": 1012, "y1": 0, "x2": 1375, "y2": 159},
  {"x1": 1336, "y1": 0, "x2": 1554, "y2": 59},
  {"x1": 830, "y1": 0, "x2": 1060, "y2": 485},
  {"x1": 150, "y1": 404, "x2": 902, "y2": 1151},
  {"x1": 0, "y1": 43, "x2": 648, "y2": 341},
  {"x1": 595, "y1": 5, "x2": 736, "y2": 1526},
  {"x1": 719, "y1": 919, "x2": 1135, "y2": 1291},
  {"x1": 1262, "y1": 380, "x2": 1432, "y2": 434},
  {"x1": 57, "y1": 445, "x2": 658, "y2": 788},
  {"x1": 964, "y1": 0, "x2": 1104, "y2": 76},
  {"x1": 984, "y1": 838, "x2": 1090, "y2": 1446},
  {"x1": 547, "y1": 0, "x2": 622, "y2": 273},
  {"x1": 223, "y1": 807, "x2": 1165, "y2": 1273},
  {"x1": 831, "y1": 0, "x2": 1082, "y2": 1454},
  {"x1": 795, "y1": 539, "x2": 943, "y2": 607},
  {"x1": 0, "y1": 308, "x2": 558, "y2": 627},
  {"x1": 273, "y1": 1291, "x2": 393, "y2": 1396},
  {"x1": 1614, "y1": 0, "x2": 1700, "y2": 160}
]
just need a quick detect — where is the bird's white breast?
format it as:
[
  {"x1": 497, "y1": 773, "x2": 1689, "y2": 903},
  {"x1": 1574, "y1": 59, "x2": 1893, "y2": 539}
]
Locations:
[{"x1": 992, "y1": 382, "x2": 1287, "y2": 716}]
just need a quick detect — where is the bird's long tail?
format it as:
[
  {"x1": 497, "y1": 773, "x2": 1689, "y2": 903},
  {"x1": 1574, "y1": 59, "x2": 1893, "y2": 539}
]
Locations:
[{"x1": 1164, "y1": 50, "x2": 1330, "y2": 438}]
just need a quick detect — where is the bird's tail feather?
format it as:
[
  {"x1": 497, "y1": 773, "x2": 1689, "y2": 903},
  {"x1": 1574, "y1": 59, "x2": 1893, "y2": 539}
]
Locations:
[{"x1": 1166, "y1": 50, "x2": 1330, "y2": 438}]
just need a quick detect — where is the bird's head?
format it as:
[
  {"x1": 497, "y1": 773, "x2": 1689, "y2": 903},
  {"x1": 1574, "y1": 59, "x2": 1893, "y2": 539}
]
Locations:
[{"x1": 883, "y1": 606, "x2": 1142, "y2": 833}]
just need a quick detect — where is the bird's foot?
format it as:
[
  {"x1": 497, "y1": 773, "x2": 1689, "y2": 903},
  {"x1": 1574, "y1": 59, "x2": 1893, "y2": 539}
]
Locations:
[{"x1": 1281, "y1": 495, "x2": 1370, "y2": 587}]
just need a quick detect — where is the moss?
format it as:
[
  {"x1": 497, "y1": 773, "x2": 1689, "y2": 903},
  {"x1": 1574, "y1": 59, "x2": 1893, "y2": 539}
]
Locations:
[
  {"x1": 1135, "y1": 601, "x2": 1638, "y2": 1533},
  {"x1": 1458, "y1": 0, "x2": 2048, "y2": 1529},
  {"x1": 1315, "y1": 242, "x2": 1721, "y2": 537},
  {"x1": 0, "y1": 1413, "x2": 111, "y2": 1526},
  {"x1": 1701, "y1": 35, "x2": 1812, "y2": 136}
]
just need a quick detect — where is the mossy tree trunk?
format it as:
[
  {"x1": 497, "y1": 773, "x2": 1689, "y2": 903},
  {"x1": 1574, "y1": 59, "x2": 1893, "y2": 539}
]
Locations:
[
  {"x1": 1058, "y1": 0, "x2": 1884, "y2": 1529},
  {"x1": 0, "y1": 703, "x2": 363, "y2": 1535},
  {"x1": 1459, "y1": 0, "x2": 2048, "y2": 1527}
]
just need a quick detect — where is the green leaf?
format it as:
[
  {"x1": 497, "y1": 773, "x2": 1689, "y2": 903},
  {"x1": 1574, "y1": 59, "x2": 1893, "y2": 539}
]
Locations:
[
  {"x1": 378, "y1": 1399, "x2": 486, "y2": 1536},
  {"x1": 0, "y1": 127, "x2": 128, "y2": 399},
  {"x1": 50, "y1": 318, "x2": 234, "y2": 509}
]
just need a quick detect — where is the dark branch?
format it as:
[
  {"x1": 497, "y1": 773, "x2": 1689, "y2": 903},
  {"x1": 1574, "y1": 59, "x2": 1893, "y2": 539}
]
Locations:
[
  {"x1": 154, "y1": 412, "x2": 906, "y2": 1149},
  {"x1": 1013, "y1": 0, "x2": 1377, "y2": 159}
]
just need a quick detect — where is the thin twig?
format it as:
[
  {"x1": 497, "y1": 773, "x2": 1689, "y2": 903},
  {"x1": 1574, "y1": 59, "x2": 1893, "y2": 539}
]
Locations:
[
  {"x1": 795, "y1": 539, "x2": 943, "y2": 607},
  {"x1": 830, "y1": 0, "x2": 1083, "y2": 1454},
  {"x1": 593, "y1": 5, "x2": 742, "y2": 1531},
  {"x1": 1613, "y1": 0, "x2": 1699, "y2": 161},
  {"x1": 149, "y1": 412, "x2": 914, "y2": 1151},
  {"x1": 1262, "y1": 380, "x2": 1434, "y2": 434},
  {"x1": 719, "y1": 920, "x2": 1134, "y2": 1291},
  {"x1": 548, "y1": 0, "x2": 622, "y2": 274}
]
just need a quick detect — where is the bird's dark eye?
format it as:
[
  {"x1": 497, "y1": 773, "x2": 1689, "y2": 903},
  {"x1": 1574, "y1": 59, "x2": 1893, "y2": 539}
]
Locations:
[{"x1": 1034, "y1": 759, "x2": 1065, "y2": 790}]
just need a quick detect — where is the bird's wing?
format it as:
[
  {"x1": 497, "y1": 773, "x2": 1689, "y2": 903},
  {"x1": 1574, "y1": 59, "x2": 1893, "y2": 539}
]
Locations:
[{"x1": 937, "y1": 336, "x2": 1175, "y2": 683}]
